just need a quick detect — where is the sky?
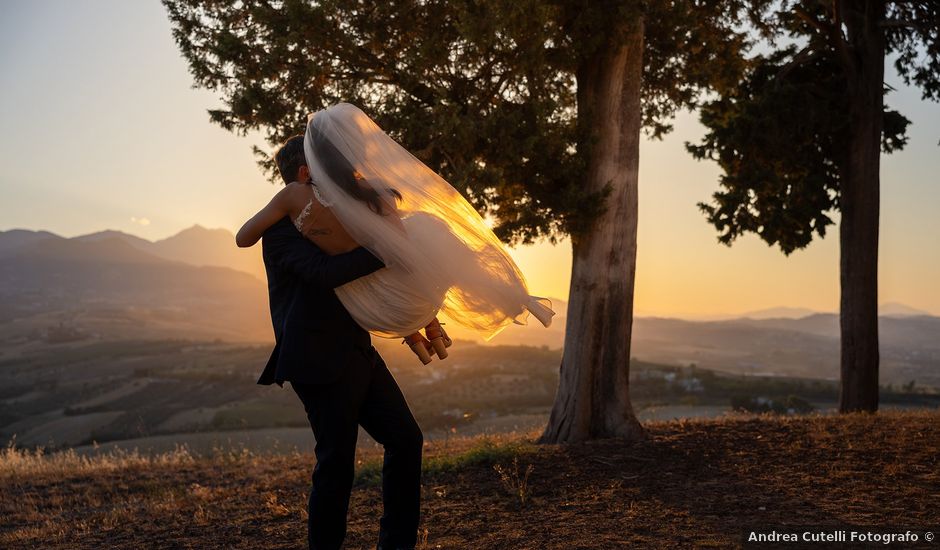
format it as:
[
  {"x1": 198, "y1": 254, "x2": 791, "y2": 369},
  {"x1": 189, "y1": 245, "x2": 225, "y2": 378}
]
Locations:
[{"x1": 1, "y1": 0, "x2": 938, "y2": 318}]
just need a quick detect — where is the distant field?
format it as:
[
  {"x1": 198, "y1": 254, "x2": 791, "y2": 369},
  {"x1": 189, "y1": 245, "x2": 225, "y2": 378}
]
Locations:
[
  {"x1": 68, "y1": 412, "x2": 557, "y2": 457},
  {"x1": 2, "y1": 338, "x2": 938, "y2": 456}
]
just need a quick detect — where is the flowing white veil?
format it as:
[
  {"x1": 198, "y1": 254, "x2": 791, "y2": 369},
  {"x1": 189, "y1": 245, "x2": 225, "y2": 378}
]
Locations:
[{"x1": 303, "y1": 102, "x2": 554, "y2": 341}]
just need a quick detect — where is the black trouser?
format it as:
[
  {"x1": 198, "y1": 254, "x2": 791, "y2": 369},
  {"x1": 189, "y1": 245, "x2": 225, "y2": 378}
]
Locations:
[{"x1": 291, "y1": 345, "x2": 423, "y2": 550}]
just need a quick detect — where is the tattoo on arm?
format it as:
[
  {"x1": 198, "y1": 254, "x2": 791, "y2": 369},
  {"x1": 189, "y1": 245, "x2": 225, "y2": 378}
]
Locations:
[{"x1": 305, "y1": 228, "x2": 332, "y2": 236}]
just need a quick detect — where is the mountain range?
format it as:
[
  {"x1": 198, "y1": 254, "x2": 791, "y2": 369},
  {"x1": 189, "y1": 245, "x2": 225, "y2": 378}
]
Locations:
[
  {"x1": 2, "y1": 225, "x2": 264, "y2": 270},
  {"x1": 0, "y1": 227, "x2": 269, "y2": 342},
  {"x1": 1, "y1": 226, "x2": 937, "y2": 385}
]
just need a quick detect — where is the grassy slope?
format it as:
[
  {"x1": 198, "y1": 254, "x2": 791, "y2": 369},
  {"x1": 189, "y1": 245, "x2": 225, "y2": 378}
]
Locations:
[{"x1": 2, "y1": 410, "x2": 938, "y2": 549}]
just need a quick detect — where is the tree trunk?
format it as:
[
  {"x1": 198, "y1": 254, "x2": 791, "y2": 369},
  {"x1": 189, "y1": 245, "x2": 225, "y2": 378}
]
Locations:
[
  {"x1": 539, "y1": 19, "x2": 645, "y2": 443},
  {"x1": 838, "y1": 0, "x2": 885, "y2": 413}
]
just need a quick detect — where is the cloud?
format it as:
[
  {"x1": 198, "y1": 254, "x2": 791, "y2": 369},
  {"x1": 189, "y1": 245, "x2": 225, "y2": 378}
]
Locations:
[{"x1": 130, "y1": 217, "x2": 151, "y2": 226}]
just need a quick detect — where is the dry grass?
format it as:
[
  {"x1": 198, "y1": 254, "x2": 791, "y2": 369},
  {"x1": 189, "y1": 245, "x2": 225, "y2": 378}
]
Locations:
[
  {"x1": 2, "y1": 410, "x2": 938, "y2": 549},
  {"x1": 493, "y1": 457, "x2": 535, "y2": 508},
  {"x1": 1, "y1": 438, "x2": 198, "y2": 478}
]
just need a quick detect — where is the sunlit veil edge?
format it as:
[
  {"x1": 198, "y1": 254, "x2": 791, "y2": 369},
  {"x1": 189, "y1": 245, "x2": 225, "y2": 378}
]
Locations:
[{"x1": 302, "y1": 102, "x2": 555, "y2": 340}]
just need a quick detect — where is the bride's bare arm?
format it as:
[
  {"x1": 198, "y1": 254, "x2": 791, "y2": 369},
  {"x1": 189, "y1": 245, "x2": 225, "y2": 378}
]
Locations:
[{"x1": 236, "y1": 186, "x2": 291, "y2": 247}]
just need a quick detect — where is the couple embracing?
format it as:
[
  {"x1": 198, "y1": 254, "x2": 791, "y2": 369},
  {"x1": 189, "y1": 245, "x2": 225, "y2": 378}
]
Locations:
[{"x1": 236, "y1": 103, "x2": 554, "y2": 549}]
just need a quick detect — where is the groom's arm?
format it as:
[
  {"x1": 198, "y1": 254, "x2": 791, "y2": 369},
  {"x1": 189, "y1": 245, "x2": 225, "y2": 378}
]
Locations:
[{"x1": 262, "y1": 218, "x2": 385, "y2": 288}]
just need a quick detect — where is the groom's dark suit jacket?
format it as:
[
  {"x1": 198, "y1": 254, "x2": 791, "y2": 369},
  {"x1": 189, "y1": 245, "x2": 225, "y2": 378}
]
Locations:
[{"x1": 257, "y1": 216, "x2": 386, "y2": 387}]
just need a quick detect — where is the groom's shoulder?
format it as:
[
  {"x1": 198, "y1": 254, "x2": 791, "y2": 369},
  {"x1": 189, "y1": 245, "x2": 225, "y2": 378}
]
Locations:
[
  {"x1": 263, "y1": 216, "x2": 296, "y2": 239},
  {"x1": 260, "y1": 217, "x2": 299, "y2": 260}
]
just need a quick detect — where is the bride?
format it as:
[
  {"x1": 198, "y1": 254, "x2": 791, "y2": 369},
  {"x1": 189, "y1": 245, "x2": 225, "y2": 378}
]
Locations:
[{"x1": 237, "y1": 103, "x2": 554, "y2": 362}]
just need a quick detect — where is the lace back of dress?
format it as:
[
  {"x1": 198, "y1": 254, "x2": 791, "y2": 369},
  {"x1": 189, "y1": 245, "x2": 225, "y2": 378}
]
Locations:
[{"x1": 292, "y1": 183, "x2": 331, "y2": 233}]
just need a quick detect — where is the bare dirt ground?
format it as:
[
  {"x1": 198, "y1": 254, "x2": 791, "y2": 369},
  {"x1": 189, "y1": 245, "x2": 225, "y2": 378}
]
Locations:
[{"x1": 2, "y1": 410, "x2": 938, "y2": 549}]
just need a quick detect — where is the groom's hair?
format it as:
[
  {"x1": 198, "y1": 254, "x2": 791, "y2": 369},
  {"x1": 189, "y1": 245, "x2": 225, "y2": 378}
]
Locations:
[{"x1": 274, "y1": 135, "x2": 307, "y2": 184}]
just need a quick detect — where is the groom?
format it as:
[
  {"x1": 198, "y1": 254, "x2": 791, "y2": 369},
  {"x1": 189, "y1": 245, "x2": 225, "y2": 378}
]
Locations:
[{"x1": 257, "y1": 136, "x2": 424, "y2": 550}]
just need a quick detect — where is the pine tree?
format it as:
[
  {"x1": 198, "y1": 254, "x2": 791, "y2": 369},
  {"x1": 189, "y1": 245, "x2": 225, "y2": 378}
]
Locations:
[
  {"x1": 165, "y1": 0, "x2": 753, "y2": 442},
  {"x1": 687, "y1": 0, "x2": 938, "y2": 412}
]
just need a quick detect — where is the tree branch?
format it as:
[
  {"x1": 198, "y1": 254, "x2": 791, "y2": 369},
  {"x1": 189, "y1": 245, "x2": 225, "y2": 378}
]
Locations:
[
  {"x1": 879, "y1": 19, "x2": 927, "y2": 30},
  {"x1": 793, "y1": 5, "x2": 831, "y2": 37},
  {"x1": 774, "y1": 44, "x2": 825, "y2": 85},
  {"x1": 832, "y1": 0, "x2": 854, "y2": 74}
]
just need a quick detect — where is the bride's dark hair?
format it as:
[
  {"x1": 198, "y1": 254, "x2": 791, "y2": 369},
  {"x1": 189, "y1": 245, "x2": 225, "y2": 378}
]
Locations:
[{"x1": 308, "y1": 125, "x2": 402, "y2": 216}]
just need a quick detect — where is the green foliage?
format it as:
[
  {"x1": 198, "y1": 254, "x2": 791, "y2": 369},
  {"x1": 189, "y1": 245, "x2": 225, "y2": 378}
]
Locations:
[
  {"x1": 164, "y1": 0, "x2": 753, "y2": 244},
  {"x1": 687, "y1": 47, "x2": 848, "y2": 253},
  {"x1": 688, "y1": 0, "x2": 937, "y2": 253},
  {"x1": 354, "y1": 436, "x2": 536, "y2": 487},
  {"x1": 885, "y1": 1, "x2": 940, "y2": 102}
]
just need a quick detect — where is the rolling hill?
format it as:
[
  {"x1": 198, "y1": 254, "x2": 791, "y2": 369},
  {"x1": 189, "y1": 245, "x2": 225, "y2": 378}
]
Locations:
[
  {"x1": 0, "y1": 229, "x2": 270, "y2": 342},
  {"x1": 1, "y1": 226, "x2": 937, "y2": 386},
  {"x1": 74, "y1": 225, "x2": 265, "y2": 280}
]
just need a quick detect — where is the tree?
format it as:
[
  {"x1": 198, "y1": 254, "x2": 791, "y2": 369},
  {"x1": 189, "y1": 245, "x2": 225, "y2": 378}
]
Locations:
[
  {"x1": 165, "y1": 0, "x2": 751, "y2": 442},
  {"x1": 687, "y1": 0, "x2": 938, "y2": 412}
]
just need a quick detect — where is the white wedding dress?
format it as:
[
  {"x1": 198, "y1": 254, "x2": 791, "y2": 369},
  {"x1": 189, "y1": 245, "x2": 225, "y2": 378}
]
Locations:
[{"x1": 300, "y1": 103, "x2": 555, "y2": 342}]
